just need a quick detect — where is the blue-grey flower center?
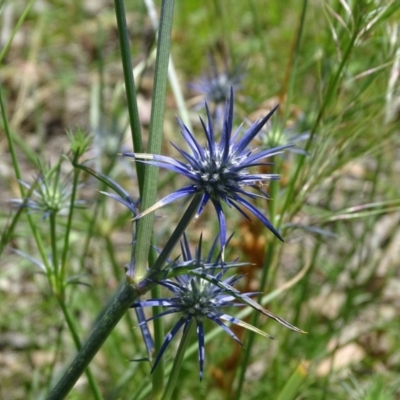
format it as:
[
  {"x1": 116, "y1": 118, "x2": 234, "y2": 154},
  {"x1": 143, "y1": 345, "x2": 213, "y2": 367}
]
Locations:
[
  {"x1": 194, "y1": 150, "x2": 241, "y2": 196},
  {"x1": 182, "y1": 290, "x2": 214, "y2": 321}
]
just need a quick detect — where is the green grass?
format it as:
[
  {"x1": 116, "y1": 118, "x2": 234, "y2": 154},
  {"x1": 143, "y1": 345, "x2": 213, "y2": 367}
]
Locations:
[{"x1": 1, "y1": 0, "x2": 400, "y2": 399}]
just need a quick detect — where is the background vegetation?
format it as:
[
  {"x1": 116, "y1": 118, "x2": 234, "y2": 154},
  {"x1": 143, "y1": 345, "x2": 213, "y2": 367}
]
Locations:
[{"x1": 1, "y1": 0, "x2": 400, "y2": 399}]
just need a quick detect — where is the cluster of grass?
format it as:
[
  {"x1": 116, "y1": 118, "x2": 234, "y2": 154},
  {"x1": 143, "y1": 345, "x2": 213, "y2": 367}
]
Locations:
[{"x1": 1, "y1": 0, "x2": 400, "y2": 399}]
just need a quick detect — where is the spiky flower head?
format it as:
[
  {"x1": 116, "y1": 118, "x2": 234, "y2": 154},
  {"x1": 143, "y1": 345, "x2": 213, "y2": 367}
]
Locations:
[
  {"x1": 254, "y1": 110, "x2": 310, "y2": 156},
  {"x1": 190, "y1": 58, "x2": 243, "y2": 128},
  {"x1": 124, "y1": 88, "x2": 291, "y2": 249},
  {"x1": 261, "y1": 127, "x2": 310, "y2": 156},
  {"x1": 10, "y1": 164, "x2": 84, "y2": 219},
  {"x1": 132, "y1": 234, "x2": 302, "y2": 380},
  {"x1": 190, "y1": 60, "x2": 243, "y2": 107}
]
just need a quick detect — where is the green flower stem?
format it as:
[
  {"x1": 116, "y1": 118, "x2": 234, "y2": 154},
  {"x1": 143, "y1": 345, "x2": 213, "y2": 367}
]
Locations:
[
  {"x1": 0, "y1": 201, "x2": 23, "y2": 256},
  {"x1": 26, "y1": 220, "x2": 52, "y2": 274},
  {"x1": 0, "y1": 174, "x2": 39, "y2": 257},
  {"x1": 279, "y1": 0, "x2": 361, "y2": 227},
  {"x1": 147, "y1": 194, "x2": 203, "y2": 275},
  {"x1": 78, "y1": 156, "x2": 118, "y2": 271},
  {"x1": 280, "y1": 0, "x2": 307, "y2": 125},
  {"x1": 49, "y1": 213, "x2": 59, "y2": 284},
  {"x1": 276, "y1": 362, "x2": 308, "y2": 400},
  {"x1": 234, "y1": 245, "x2": 276, "y2": 400},
  {"x1": 311, "y1": 10, "x2": 361, "y2": 134},
  {"x1": 151, "y1": 283, "x2": 165, "y2": 400},
  {"x1": 0, "y1": 84, "x2": 23, "y2": 190},
  {"x1": 105, "y1": 235, "x2": 125, "y2": 280},
  {"x1": 0, "y1": 83, "x2": 50, "y2": 272},
  {"x1": 276, "y1": 0, "x2": 307, "y2": 228},
  {"x1": 133, "y1": 0, "x2": 175, "y2": 283},
  {"x1": 161, "y1": 319, "x2": 196, "y2": 400},
  {"x1": 113, "y1": 0, "x2": 144, "y2": 191},
  {"x1": 267, "y1": 164, "x2": 281, "y2": 239},
  {"x1": 139, "y1": 194, "x2": 202, "y2": 398},
  {"x1": 249, "y1": 0, "x2": 270, "y2": 64},
  {"x1": 60, "y1": 159, "x2": 80, "y2": 284},
  {"x1": 47, "y1": 283, "x2": 140, "y2": 400},
  {"x1": 0, "y1": 0, "x2": 35, "y2": 63},
  {"x1": 144, "y1": 0, "x2": 192, "y2": 130},
  {"x1": 56, "y1": 299, "x2": 103, "y2": 400},
  {"x1": 292, "y1": 241, "x2": 320, "y2": 329},
  {"x1": 48, "y1": 193, "x2": 201, "y2": 399},
  {"x1": 103, "y1": 239, "x2": 143, "y2": 351},
  {"x1": 233, "y1": 168, "x2": 283, "y2": 398}
]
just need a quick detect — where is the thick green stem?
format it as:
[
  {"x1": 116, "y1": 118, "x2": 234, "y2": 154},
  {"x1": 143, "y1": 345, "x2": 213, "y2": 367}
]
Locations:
[
  {"x1": 47, "y1": 283, "x2": 140, "y2": 400},
  {"x1": 133, "y1": 0, "x2": 175, "y2": 282},
  {"x1": 113, "y1": 0, "x2": 144, "y2": 192},
  {"x1": 48, "y1": 194, "x2": 200, "y2": 399},
  {"x1": 57, "y1": 299, "x2": 103, "y2": 400}
]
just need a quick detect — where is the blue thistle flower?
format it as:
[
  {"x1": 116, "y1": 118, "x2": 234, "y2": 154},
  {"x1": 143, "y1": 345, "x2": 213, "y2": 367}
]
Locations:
[
  {"x1": 124, "y1": 88, "x2": 291, "y2": 249},
  {"x1": 190, "y1": 59, "x2": 244, "y2": 120},
  {"x1": 132, "y1": 234, "x2": 302, "y2": 380}
]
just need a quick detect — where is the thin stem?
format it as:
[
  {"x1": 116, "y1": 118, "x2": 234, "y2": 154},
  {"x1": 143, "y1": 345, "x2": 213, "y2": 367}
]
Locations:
[
  {"x1": 133, "y1": 194, "x2": 204, "y2": 290},
  {"x1": 57, "y1": 299, "x2": 103, "y2": 400},
  {"x1": 151, "y1": 282, "x2": 165, "y2": 400},
  {"x1": 105, "y1": 235, "x2": 125, "y2": 280},
  {"x1": 292, "y1": 238, "x2": 321, "y2": 330},
  {"x1": 278, "y1": 2, "x2": 361, "y2": 227},
  {"x1": 133, "y1": 0, "x2": 175, "y2": 282},
  {"x1": 0, "y1": 82, "x2": 23, "y2": 182},
  {"x1": 281, "y1": 0, "x2": 308, "y2": 124},
  {"x1": 0, "y1": 177, "x2": 38, "y2": 257},
  {"x1": 0, "y1": 204, "x2": 23, "y2": 257},
  {"x1": 78, "y1": 149, "x2": 120, "y2": 272},
  {"x1": 232, "y1": 159, "x2": 284, "y2": 396},
  {"x1": 267, "y1": 163, "x2": 282, "y2": 237},
  {"x1": 49, "y1": 213, "x2": 59, "y2": 284},
  {"x1": 0, "y1": 82, "x2": 51, "y2": 272},
  {"x1": 45, "y1": 324, "x2": 64, "y2": 396},
  {"x1": 61, "y1": 179, "x2": 201, "y2": 400},
  {"x1": 47, "y1": 283, "x2": 140, "y2": 400},
  {"x1": 161, "y1": 319, "x2": 195, "y2": 400},
  {"x1": 234, "y1": 246, "x2": 276, "y2": 399},
  {"x1": 275, "y1": 362, "x2": 308, "y2": 400},
  {"x1": 147, "y1": 194, "x2": 203, "y2": 275},
  {"x1": 0, "y1": 0, "x2": 35, "y2": 63},
  {"x1": 113, "y1": 0, "x2": 144, "y2": 192},
  {"x1": 249, "y1": 0, "x2": 270, "y2": 64},
  {"x1": 60, "y1": 159, "x2": 80, "y2": 284}
]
